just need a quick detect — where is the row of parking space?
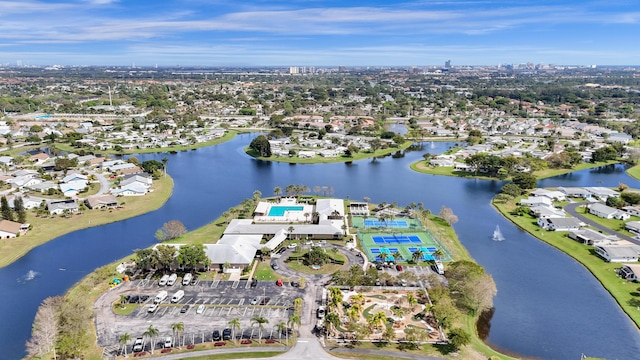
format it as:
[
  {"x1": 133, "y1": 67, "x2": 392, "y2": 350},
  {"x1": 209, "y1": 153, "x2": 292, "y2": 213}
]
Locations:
[
  {"x1": 136, "y1": 279, "x2": 268, "y2": 290},
  {"x1": 136, "y1": 304, "x2": 292, "y2": 320},
  {"x1": 112, "y1": 327, "x2": 291, "y2": 358}
]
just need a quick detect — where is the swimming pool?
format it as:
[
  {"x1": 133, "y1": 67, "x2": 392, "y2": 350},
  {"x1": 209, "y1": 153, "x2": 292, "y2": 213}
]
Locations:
[{"x1": 268, "y1": 205, "x2": 304, "y2": 216}]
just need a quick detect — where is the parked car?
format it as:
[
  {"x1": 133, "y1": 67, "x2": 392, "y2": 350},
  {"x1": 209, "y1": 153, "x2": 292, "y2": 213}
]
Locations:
[
  {"x1": 396, "y1": 264, "x2": 403, "y2": 271},
  {"x1": 317, "y1": 306, "x2": 326, "y2": 319},
  {"x1": 276, "y1": 247, "x2": 287, "y2": 255},
  {"x1": 212, "y1": 330, "x2": 221, "y2": 341},
  {"x1": 276, "y1": 279, "x2": 283, "y2": 286},
  {"x1": 250, "y1": 297, "x2": 258, "y2": 305},
  {"x1": 133, "y1": 338, "x2": 144, "y2": 352},
  {"x1": 196, "y1": 304, "x2": 205, "y2": 314},
  {"x1": 259, "y1": 297, "x2": 271, "y2": 305},
  {"x1": 163, "y1": 336, "x2": 172, "y2": 348},
  {"x1": 148, "y1": 303, "x2": 158, "y2": 313},
  {"x1": 271, "y1": 263, "x2": 279, "y2": 270},
  {"x1": 180, "y1": 304, "x2": 190, "y2": 313},
  {"x1": 290, "y1": 281, "x2": 300, "y2": 287},
  {"x1": 222, "y1": 328, "x2": 232, "y2": 340},
  {"x1": 182, "y1": 273, "x2": 192, "y2": 286},
  {"x1": 287, "y1": 243, "x2": 298, "y2": 249},
  {"x1": 190, "y1": 275, "x2": 199, "y2": 285},
  {"x1": 250, "y1": 278, "x2": 258, "y2": 288}
]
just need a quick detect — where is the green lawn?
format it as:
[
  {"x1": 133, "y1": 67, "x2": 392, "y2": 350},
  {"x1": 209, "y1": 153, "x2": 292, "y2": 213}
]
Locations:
[
  {"x1": 627, "y1": 164, "x2": 640, "y2": 180},
  {"x1": 254, "y1": 262, "x2": 280, "y2": 281},
  {"x1": 494, "y1": 199, "x2": 640, "y2": 330},
  {"x1": 246, "y1": 141, "x2": 414, "y2": 164},
  {"x1": 0, "y1": 175, "x2": 174, "y2": 268}
]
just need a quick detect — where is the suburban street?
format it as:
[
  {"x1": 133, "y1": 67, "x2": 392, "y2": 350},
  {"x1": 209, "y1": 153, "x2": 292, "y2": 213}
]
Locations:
[{"x1": 564, "y1": 202, "x2": 640, "y2": 245}]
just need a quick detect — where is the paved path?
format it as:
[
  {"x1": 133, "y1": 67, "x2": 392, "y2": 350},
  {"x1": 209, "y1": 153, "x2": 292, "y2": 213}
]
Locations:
[
  {"x1": 564, "y1": 203, "x2": 640, "y2": 244},
  {"x1": 328, "y1": 347, "x2": 444, "y2": 360}
]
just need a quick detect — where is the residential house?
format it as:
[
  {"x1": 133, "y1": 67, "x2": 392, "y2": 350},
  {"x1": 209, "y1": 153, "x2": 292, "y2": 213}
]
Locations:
[
  {"x1": 30, "y1": 152, "x2": 50, "y2": 165},
  {"x1": 47, "y1": 199, "x2": 78, "y2": 215},
  {"x1": 558, "y1": 187, "x2": 591, "y2": 199},
  {"x1": 111, "y1": 182, "x2": 148, "y2": 196},
  {"x1": 121, "y1": 175, "x2": 152, "y2": 188},
  {"x1": 623, "y1": 206, "x2": 640, "y2": 217},
  {"x1": 519, "y1": 196, "x2": 553, "y2": 207},
  {"x1": 529, "y1": 205, "x2": 565, "y2": 219},
  {"x1": 625, "y1": 221, "x2": 640, "y2": 234},
  {"x1": 568, "y1": 228, "x2": 619, "y2": 245},
  {"x1": 85, "y1": 194, "x2": 118, "y2": 209},
  {"x1": 586, "y1": 187, "x2": 620, "y2": 201},
  {"x1": 529, "y1": 188, "x2": 566, "y2": 201},
  {"x1": 619, "y1": 264, "x2": 640, "y2": 281},
  {"x1": 588, "y1": 203, "x2": 630, "y2": 220},
  {"x1": 594, "y1": 245, "x2": 640, "y2": 262},
  {"x1": 537, "y1": 217, "x2": 582, "y2": 231},
  {"x1": 0, "y1": 219, "x2": 29, "y2": 239}
]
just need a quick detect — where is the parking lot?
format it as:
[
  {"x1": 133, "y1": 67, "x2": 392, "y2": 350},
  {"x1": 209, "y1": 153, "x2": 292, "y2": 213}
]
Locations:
[{"x1": 95, "y1": 278, "x2": 306, "y2": 352}]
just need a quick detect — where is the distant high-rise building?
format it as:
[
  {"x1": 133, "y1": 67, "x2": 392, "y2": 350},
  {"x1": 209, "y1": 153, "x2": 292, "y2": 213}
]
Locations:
[
  {"x1": 445, "y1": 60, "x2": 451, "y2": 68},
  {"x1": 289, "y1": 66, "x2": 299, "y2": 74}
]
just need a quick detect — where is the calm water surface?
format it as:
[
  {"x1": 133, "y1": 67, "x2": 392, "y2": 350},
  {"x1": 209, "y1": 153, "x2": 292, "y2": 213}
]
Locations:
[{"x1": 1, "y1": 135, "x2": 639, "y2": 359}]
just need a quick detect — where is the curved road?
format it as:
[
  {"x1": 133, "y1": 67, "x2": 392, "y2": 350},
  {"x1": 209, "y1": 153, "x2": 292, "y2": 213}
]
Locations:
[{"x1": 564, "y1": 202, "x2": 640, "y2": 244}]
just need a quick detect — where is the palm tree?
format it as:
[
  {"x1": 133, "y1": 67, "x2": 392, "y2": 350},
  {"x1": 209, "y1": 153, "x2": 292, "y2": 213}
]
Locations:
[
  {"x1": 119, "y1": 294, "x2": 128, "y2": 308},
  {"x1": 171, "y1": 322, "x2": 184, "y2": 347},
  {"x1": 328, "y1": 287, "x2": 343, "y2": 311},
  {"x1": 275, "y1": 321, "x2": 287, "y2": 340},
  {"x1": 274, "y1": 186, "x2": 282, "y2": 198},
  {"x1": 229, "y1": 318, "x2": 241, "y2": 344},
  {"x1": 287, "y1": 226, "x2": 295, "y2": 240},
  {"x1": 368, "y1": 312, "x2": 387, "y2": 332},
  {"x1": 407, "y1": 294, "x2": 418, "y2": 311},
  {"x1": 287, "y1": 315, "x2": 301, "y2": 339},
  {"x1": 293, "y1": 297, "x2": 303, "y2": 313},
  {"x1": 350, "y1": 293, "x2": 365, "y2": 305},
  {"x1": 304, "y1": 212, "x2": 310, "y2": 223},
  {"x1": 412, "y1": 249, "x2": 424, "y2": 264},
  {"x1": 392, "y1": 251, "x2": 402, "y2": 263},
  {"x1": 161, "y1": 157, "x2": 168, "y2": 177},
  {"x1": 118, "y1": 332, "x2": 131, "y2": 357},
  {"x1": 251, "y1": 316, "x2": 269, "y2": 343},
  {"x1": 433, "y1": 249, "x2": 444, "y2": 261},
  {"x1": 143, "y1": 325, "x2": 159, "y2": 353}
]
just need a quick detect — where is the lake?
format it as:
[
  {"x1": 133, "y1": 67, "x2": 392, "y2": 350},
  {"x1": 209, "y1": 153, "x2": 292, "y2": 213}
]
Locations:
[{"x1": 1, "y1": 134, "x2": 639, "y2": 359}]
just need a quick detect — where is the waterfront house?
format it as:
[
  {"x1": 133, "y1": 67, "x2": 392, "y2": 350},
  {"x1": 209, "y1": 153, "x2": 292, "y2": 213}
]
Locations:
[
  {"x1": 47, "y1": 199, "x2": 78, "y2": 215},
  {"x1": 530, "y1": 188, "x2": 566, "y2": 201},
  {"x1": 623, "y1": 206, "x2": 640, "y2": 217},
  {"x1": 85, "y1": 195, "x2": 118, "y2": 209},
  {"x1": 586, "y1": 187, "x2": 620, "y2": 201},
  {"x1": 619, "y1": 264, "x2": 640, "y2": 281},
  {"x1": 537, "y1": 217, "x2": 582, "y2": 231},
  {"x1": 594, "y1": 245, "x2": 640, "y2": 263},
  {"x1": 0, "y1": 219, "x2": 29, "y2": 239},
  {"x1": 568, "y1": 228, "x2": 619, "y2": 245},
  {"x1": 520, "y1": 196, "x2": 553, "y2": 207}
]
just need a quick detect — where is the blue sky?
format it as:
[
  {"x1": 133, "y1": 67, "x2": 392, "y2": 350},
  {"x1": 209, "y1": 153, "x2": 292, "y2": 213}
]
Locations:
[{"x1": 1, "y1": 0, "x2": 639, "y2": 66}]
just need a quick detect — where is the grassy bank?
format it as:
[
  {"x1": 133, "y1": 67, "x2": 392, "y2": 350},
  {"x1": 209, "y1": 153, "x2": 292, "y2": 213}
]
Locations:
[
  {"x1": 410, "y1": 160, "x2": 619, "y2": 180},
  {"x1": 246, "y1": 141, "x2": 414, "y2": 164},
  {"x1": 627, "y1": 164, "x2": 640, "y2": 180},
  {"x1": 493, "y1": 199, "x2": 640, "y2": 329},
  {"x1": 0, "y1": 175, "x2": 173, "y2": 268}
]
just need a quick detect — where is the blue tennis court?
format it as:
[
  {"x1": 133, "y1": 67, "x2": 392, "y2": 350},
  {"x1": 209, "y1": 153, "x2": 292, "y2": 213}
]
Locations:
[
  {"x1": 369, "y1": 247, "x2": 402, "y2": 261},
  {"x1": 372, "y1": 235, "x2": 422, "y2": 244},
  {"x1": 364, "y1": 219, "x2": 409, "y2": 228},
  {"x1": 408, "y1": 247, "x2": 438, "y2": 261}
]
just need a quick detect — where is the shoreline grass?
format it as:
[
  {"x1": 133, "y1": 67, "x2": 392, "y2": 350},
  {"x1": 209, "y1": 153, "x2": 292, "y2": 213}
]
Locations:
[
  {"x1": 0, "y1": 175, "x2": 174, "y2": 268},
  {"x1": 626, "y1": 164, "x2": 640, "y2": 180},
  {"x1": 493, "y1": 198, "x2": 640, "y2": 331},
  {"x1": 410, "y1": 160, "x2": 620, "y2": 180}
]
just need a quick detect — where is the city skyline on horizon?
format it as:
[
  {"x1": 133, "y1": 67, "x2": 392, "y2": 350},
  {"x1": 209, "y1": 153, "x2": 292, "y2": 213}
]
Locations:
[{"x1": 1, "y1": 0, "x2": 639, "y2": 67}]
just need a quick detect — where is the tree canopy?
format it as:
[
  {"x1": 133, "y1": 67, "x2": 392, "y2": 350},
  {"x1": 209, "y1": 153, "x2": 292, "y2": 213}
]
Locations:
[{"x1": 249, "y1": 135, "x2": 272, "y2": 157}]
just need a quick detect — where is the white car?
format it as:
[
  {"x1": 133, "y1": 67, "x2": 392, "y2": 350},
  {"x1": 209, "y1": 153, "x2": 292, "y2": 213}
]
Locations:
[
  {"x1": 287, "y1": 243, "x2": 298, "y2": 249},
  {"x1": 133, "y1": 338, "x2": 144, "y2": 352},
  {"x1": 148, "y1": 303, "x2": 158, "y2": 313},
  {"x1": 196, "y1": 304, "x2": 205, "y2": 314},
  {"x1": 164, "y1": 336, "x2": 172, "y2": 348}
]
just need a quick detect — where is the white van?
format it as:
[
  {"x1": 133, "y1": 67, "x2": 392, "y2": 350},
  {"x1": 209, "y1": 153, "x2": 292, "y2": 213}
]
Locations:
[
  {"x1": 167, "y1": 273, "x2": 178, "y2": 286},
  {"x1": 158, "y1": 274, "x2": 170, "y2": 286},
  {"x1": 171, "y1": 290, "x2": 185, "y2": 303},
  {"x1": 154, "y1": 290, "x2": 168, "y2": 304},
  {"x1": 434, "y1": 261, "x2": 445, "y2": 275},
  {"x1": 182, "y1": 273, "x2": 192, "y2": 286}
]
